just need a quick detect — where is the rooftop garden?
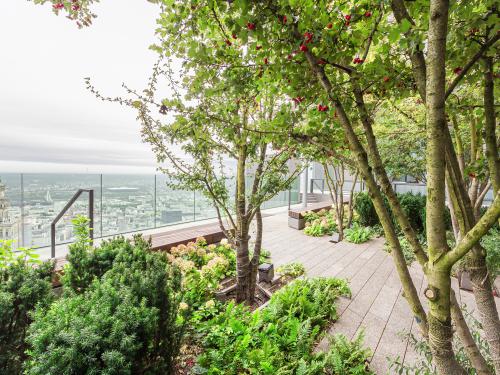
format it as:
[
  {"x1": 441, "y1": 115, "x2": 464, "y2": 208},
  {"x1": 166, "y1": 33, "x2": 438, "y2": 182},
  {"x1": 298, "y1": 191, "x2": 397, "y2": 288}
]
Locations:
[{"x1": 3, "y1": 0, "x2": 500, "y2": 374}]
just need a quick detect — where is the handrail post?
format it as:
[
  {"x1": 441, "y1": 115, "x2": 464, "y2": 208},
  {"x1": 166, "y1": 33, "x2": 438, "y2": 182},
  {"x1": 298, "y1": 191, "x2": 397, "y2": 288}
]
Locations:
[
  {"x1": 89, "y1": 189, "x2": 94, "y2": 247},
  {"x1": 50, "y1": 188, "x2": 94, "y2": 259}
]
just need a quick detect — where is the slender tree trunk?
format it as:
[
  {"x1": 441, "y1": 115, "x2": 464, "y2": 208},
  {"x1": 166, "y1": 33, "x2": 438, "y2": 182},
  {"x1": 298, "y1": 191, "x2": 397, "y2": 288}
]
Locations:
[
  {"x1": 451, "y1": 290, "x2": 492, "y2": 375},
  {"x1": 235, "y1": 141, "x2": 252, "y2": 303},
  {"x1": 347, "y1": 171, "x2": 359, "y2": 228},
  {"x1": 248, "y1": 208, "x2": 263, "y2": 300},
  {"x1": 425, "y1": 0, "x2": 466, "y2": 372},
  {"x1": 483, "y1": 56, "x2": 500, "y2": 207},
  {"x1": 445, "y1": 127, "x2": 500, "y2": 372},
  {"x1": 299, "y1": 41, "x2": 429, "y2": 337}
]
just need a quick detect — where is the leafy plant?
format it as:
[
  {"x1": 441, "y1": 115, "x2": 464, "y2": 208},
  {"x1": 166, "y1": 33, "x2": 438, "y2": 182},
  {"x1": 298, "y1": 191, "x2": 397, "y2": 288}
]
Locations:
[
  {"x1": 25, "y1": 242, "x2": 183, "y2": 375},
  {"x1": 482, "y1": 228, "x2": 500, "y2": 279},
  {"x1": 277, "y1": 262, "x2": 306, "y2": 278},
  {"x1": 344, "y1": 224, "x2": 374, "y2": 244},
  {"x1": 312, "y1": 333, "x2": 373, "y2": 374},
  {"x1": 0, "y1": 240, "x2": 54, "y2": 375},
  {"x1": 354, "y1": 192, "x2": 380, "y2": 227},
  {"x1": 384, "y1": 236, "x2": 418, "y2": 265},
  {"x1": 196, "y1": 278, "x2": 352, "y2": 374},
  {"x1": 304, "y1": 223, "x2": 325, "y2": 237},
  {"x1": 303, "y1": 210, "x2": 337, "y2": 237}
]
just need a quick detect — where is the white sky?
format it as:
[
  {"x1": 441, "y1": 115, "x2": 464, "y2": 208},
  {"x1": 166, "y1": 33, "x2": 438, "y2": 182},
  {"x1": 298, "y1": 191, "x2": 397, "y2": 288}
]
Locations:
[{"x1": 0, "y1": 0, "x2": 166, "y2": 174}]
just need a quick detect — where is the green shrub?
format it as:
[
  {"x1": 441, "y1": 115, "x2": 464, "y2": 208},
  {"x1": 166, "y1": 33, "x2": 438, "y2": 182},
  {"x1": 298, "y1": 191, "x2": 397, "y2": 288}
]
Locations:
[
  {"x1": 344, "y1": 223, "x2": 374, "y2": 244},
  {"x1": 62, "y1": 216, "x2": 151, "y2": 294},
  {"x1": 354, "y1": 192, "x2": 380, "y2": 227},
  {"x1": 277, "y1": 262, "x2": 306, "y2": 278},
  {"x1": 482, "y1": 228, "x2": 500, "y2": 279},
  {"x1": 354, "y1": 191, "x2": 451, "y2": 236},
  {"x1": 196, "y1": 278, "x2": 351, "y2": 374},
  {"x1": 0, "y1": 241, "x2": 54, "y2": 375},
  {"x1": 25, "y1": 240, "x2": 183, "y2": 375}
]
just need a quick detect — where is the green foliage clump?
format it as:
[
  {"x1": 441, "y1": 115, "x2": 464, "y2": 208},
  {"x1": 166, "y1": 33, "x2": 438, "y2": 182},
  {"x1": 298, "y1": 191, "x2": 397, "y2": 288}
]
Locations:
[
  {"x1": 62, "y1": 215, "x2": 144, "y2": 294},
  {"x1": 344, "y1": 223, "x2": 374, "y2": 244},
  {"x1": 303, "y1": 209, "x2": 337, "y2": 237},
  {"x1": 482, "y1": 228, "x2": 500, "y2": 279},
  {"x1": 277, "y1": 262, "x2": 306, "y2": 278},
  {"x1": 384, "y1": 236, "x2": 417, "y2": 265},
  {"x1": 196, "y1": 278, "x2": 353, "y2": 374},
  {"x1": 354, "y1": 193, "x2": 380, "y2": 227},
  {"x1": 354, "y1": 191, "x2": 450, "y2": 236},
  {"x1": 0, "y1": 241, "x2": 54, "y2": 375},
  {"x1": 311, "y1": 333, "x2": 373, "y2": 374},
  {"x1": 25, "y1": 239, "x2": 183, "y2": 375}
]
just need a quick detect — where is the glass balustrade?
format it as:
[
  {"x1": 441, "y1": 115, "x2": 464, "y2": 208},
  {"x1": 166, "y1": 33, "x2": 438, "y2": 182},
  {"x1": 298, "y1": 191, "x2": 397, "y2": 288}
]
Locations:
[{"x1": 0, "y1": 172, "x2": 301, "y2": 250}]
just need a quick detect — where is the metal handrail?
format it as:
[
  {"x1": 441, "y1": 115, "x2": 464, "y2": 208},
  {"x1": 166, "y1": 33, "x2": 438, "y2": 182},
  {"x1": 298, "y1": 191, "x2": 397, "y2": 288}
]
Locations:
[
  {"x1": 310, "y1": 178, "x2": 325, "y2": 194},
  {"x1": 50, "y1": 189, "x2": 94, "y2": 258}
]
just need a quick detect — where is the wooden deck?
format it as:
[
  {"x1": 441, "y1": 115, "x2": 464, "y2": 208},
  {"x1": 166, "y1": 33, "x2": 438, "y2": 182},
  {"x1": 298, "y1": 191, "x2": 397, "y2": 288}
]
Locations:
[{"x1": 258, "y1": 212, "x2": 497, "y2": 374}]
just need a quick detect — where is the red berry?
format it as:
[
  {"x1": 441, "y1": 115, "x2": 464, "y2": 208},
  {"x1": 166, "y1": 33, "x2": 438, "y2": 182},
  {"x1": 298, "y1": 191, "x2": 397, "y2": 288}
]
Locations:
[
  {"x1": 318, "y1": 59, "x2": 327, "y2": 65},
  {"x1": 345, "y1": 15, "x2": 351, "y2": 21},
  {"x1": 469, "y1": 172, "x2": 476, "y2": 178},
  {"x1": 453, "y1": 67, "x2": 463, "y2": 75},
  {"x1": 327, "y1": 22, "x2": 333, "y2": 29},
  {"x1": 287, "y1": 54, "x2": 293, "y2": 60},
  {"x1": 256, "y1": 45, "x2": 262, "y2": 50},
  {"x1": 299, "y1": 44, "x2": 308, "y2": 52},
  {"x1": 365, "y1": 11, "x2": 372, "y2": 17},
  {"x1": 225, "y1": 39, "x2": 232, "y2": 46},
  {"x1": 264, "y1": 57, "x2": 268, "y2": 65},
  {"x1": 53, "y1": 3, "x2": 64, "y2": 10},
  {"x1": 383, "y1": 76, "x2": 390, "y2": 82},
  {"x1": 232, "y1": 33, "x2": 237, "y2": 39},
  {"x1": 247, "y1": 22, "x2": 256, "y2": 31},
  {"x1": 281, "y1": 15, "x2": 287, "y2": 24},
  {"x1": 345, "y1": 21, "x2": 350, "y2": 27}
]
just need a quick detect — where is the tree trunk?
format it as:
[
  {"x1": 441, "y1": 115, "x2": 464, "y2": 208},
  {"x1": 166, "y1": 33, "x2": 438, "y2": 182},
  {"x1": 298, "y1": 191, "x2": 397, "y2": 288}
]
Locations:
[
  {"x1": 425, "y1": 0, "x2": 466, "y2": 372},
  {"x1": 444, "y1": 126, "x2": 500, "y2": 372},
  {"x1": 300, "y1": 44, "x2": 429, "y2": 337},
  {"x1": 248, "y1": 208, "x2": 263, "y2": 301},
  {"x1": 482, "y1": 56, "x2": 500, "y2": 215},
  {"x1": 450, "y1": 291, "x2": 492, "y2": 375}
]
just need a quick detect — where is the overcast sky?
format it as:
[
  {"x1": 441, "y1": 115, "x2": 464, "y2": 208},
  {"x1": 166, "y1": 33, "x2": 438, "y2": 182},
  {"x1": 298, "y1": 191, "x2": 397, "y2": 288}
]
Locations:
[{"x1": 0, "y1": 0, "x2": 167, "y2": 174}]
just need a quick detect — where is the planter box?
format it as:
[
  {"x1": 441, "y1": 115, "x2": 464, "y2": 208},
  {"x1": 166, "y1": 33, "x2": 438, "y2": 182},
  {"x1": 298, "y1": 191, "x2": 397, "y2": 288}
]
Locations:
[{"x1": 288, "y1": 216, "x2": 305, "y2": 230}]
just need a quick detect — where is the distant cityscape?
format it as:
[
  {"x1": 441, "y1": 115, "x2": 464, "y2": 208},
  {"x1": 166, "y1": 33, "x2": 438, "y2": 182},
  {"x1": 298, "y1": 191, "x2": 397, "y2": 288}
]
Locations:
[{"x1": 0, "y1": 173, "x2": 297, "y2": 249}]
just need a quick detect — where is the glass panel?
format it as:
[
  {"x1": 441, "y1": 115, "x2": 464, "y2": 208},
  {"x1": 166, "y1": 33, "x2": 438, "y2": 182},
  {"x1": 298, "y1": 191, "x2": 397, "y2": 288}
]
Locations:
[
  {"x1": 0, "y1": 173, "x2": 23, "y2": 249},
  {"x1": 101, "y1": 174, "x2": 154, "y2": 236},
  {"x1": 155, "y1": 174, "x2": 195, "y2": 227},
  {"x1": 22, "y1": 173, "x2": 101, "y2": 248},
  {"x1": 194, "y1": 190, "x2": 218, "y2": 221}
]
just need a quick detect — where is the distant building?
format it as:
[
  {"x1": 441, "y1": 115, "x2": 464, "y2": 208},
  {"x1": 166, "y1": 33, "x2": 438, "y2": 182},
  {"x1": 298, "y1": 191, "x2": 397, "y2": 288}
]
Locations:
[
  {"x1": 0, "y1": 179, "x2": 21, "y2": 246},
  {"x1": 161, "y1": 210, "x2": 183, "y2": 224}
]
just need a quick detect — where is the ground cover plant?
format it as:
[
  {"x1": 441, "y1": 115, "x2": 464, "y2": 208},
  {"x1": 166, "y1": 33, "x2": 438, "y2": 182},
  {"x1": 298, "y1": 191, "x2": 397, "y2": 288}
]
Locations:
[
  {"x1": 194, "y1": 277, "x2": 372, "y2": 374},
  {"x1": 344, "y1": 223, "x2": 374, "y2": 244}
]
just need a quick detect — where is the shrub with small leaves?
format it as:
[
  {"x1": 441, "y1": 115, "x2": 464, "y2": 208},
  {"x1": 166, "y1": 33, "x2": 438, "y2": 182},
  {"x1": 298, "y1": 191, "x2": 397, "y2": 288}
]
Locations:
[
  {"x1": 25, "y1": 241, "x2": 183, "y2": 375},
  {"x1": 277, "y1": 262, "x2": 306, "y2": 278},
  {"x1": 0, "y1": 240, "x2": 54, "y2": 375}
]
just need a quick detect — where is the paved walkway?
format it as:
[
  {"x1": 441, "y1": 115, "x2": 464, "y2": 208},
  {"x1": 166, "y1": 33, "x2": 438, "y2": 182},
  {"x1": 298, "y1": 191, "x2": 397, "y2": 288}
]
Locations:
[{"x1": 258, "y1": 212, "x2": 497, "y2": 374}]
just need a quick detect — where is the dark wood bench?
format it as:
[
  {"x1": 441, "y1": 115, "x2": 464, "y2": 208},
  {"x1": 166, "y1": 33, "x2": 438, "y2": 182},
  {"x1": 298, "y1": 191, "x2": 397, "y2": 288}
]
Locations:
[{"x1": 288, "y1": 201, "x2": 333, "y2": 230}]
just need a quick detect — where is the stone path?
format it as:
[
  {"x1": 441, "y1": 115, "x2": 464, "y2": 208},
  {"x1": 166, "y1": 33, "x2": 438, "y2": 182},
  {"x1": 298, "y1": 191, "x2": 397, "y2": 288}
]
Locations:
[{"x1": 258, "y1": 212, "x2": 494, "y2": 374}]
